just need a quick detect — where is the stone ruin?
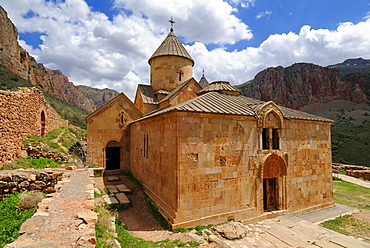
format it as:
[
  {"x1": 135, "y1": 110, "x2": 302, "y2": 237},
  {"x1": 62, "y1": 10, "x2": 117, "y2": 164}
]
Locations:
[
  {"x1": 0, "y1": 87, "x2": 69, "y2": 166},
  {"x1": 333, "y1": 163, "x2": 370, "y2": 181}
]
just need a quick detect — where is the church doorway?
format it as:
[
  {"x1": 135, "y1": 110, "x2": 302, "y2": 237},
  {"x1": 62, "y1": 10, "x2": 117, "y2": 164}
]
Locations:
[
  {"x1": 105, "y1": 141, "x2": 121, "y2": 170},
  {"x1": 263, "y1": 178, "x2": 277, "y2": 211},
  {"x1": 262, "y1": 154, "x2": 287, "y2": 212}
]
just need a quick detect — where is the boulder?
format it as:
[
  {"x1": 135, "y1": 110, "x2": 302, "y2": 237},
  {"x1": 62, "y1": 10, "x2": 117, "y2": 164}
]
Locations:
[{"x1": 214, "y1": 222, "x2": 248, "y2": 240}]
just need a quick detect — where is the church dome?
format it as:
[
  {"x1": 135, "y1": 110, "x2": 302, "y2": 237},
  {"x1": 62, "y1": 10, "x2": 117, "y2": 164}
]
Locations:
[{"x1": 148, "y1": 31, "x2": 194, "y2": 66}]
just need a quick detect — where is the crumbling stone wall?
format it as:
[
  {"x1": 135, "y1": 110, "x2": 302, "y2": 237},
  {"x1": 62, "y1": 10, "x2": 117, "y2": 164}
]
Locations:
[
  {"x1": 0, "y1": 87, "x2": 68, "y2": 165},
  {"x1": 333, "y1": 163, "x2": 370, "y2": 181},
  {"x1": 0, "y1": 169, "x2": 65, "y2": 196}
]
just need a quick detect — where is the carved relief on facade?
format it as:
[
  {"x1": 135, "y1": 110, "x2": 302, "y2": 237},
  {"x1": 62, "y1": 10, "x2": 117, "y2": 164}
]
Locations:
[{"x1": 256, "y1": 101, "x2": 284, "y2": 129}]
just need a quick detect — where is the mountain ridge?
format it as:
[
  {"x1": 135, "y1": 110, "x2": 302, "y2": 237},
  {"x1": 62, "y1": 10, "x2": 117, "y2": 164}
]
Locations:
[
  {"x1": 0, "y1": 6, "x2": 117, "y2": 112},
  {"x1": 243, "y1": 62, "x2": 369, "y2": 110}
]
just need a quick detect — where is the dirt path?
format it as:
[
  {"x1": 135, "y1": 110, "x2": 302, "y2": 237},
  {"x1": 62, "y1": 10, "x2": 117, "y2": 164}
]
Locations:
[
  {"x1": 94, "y1": 173, "x2": 219, "y2": 247},
  {"x1": 50, "y1": 130, "x2": 68, "y2": 153}
]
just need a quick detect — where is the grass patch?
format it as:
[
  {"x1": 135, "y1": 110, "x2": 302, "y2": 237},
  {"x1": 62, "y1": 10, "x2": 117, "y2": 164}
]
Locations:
[
  {"x1": 0, "y1": 157, "x2": 64, "y2": 171},
  {"x1": 321, "y1": 180, "x2": 370, "y2": 240},
  {"x1": 95, "y1": 205, "x2": 116, "y2": 248},
  {"x1": 23, "y1": 126, "x2": 86, "y2": 154},
  {"x1": 115, "y1": 219, "x2": 200, "y2": 248},
  {"x1": 173, "y1": 224, "x2": 214, "y2": 236},
  {"x1": 332, "y1": 180, "x2": 370, "y2": 209},
  {"x1": 0, "y1": 192, "x2": 37, "y2": 247},
  {"x1": 321, "y1": 215, "x2": 370, "y2": 238},
  {"x1": 0, "y1": 64, "x2": 34, "y2": 90}
]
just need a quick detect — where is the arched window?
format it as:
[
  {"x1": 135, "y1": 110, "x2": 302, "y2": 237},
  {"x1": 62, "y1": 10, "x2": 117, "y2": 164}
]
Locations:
[
  {"x1": 119, "y1": 111, "x2": 125, "y2": 125},
  {"x1": 41, "y1": 111, "x2": 46, "y2": 137},
  {"x1": 262, "y1": 111, "x2": 281, "y2": 150}
]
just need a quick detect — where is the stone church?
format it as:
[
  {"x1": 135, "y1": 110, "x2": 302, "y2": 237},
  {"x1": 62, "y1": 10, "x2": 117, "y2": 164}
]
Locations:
[{"x1": 86, "y1": 27, "x2": 334, "y2": 228}]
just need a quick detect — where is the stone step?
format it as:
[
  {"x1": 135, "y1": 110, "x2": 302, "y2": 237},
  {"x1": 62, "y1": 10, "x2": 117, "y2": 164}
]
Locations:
[
  {"x1": 264, "y1": 224, "x2": 303, "y2": 247},
  {"x1": 314, "y1": 240, "x2": 344, "y2": 248},
  {"x1": 116, "y1": 184, "x2": 131, "y2": 193},
  {"x1": 106, "y1": 176, "x2": 121, "y2": 182},
  {"x1": 329, "y1": 236, "x2": 369, "y2": 248},
  {"x1": 105, "y1": 185, "x2": 119, "y2": 194},
  {"x1": 103, "y1": 195, "x2": 119, "y2": 204},
  {"x1": 115, "y1": 193, "x2": 130, "y2": 204}
]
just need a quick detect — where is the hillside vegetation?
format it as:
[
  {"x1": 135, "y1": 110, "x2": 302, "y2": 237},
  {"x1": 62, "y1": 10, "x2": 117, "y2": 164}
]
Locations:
[
  {"x1": 0, "y1": 64, "x2": 33, "y2": 89},
  {"x1": 0, "y1": 65, "x2": 90, "y2": 128}
]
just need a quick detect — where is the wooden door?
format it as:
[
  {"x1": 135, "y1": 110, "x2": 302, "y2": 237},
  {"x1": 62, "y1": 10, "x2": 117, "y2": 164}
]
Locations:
[{"x1": 263, "y1": 178, "x2": 277, "y2": 211}]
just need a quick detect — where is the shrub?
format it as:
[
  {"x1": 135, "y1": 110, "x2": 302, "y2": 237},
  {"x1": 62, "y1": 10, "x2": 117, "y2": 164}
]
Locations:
[{"x1": 16, "y1": 192, "x2": 44, "y2": 211}]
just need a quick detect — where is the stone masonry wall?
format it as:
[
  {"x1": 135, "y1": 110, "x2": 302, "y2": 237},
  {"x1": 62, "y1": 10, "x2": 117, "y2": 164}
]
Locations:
[
  {"x1": 176, "y1": 112, "x2": 259, "y2": 227},
  {"x1": 283, "y1": 120, "x2": 333, "y2": 215},
  {"x1": 0, "y1": 169, "x2": 65, "y2": 196},
  {"x1": 0, "y1": 87, "x2": 68, "y2": 165},
  {"x1": 130, "y1": 113, "x2": 179, "y2": 222}
]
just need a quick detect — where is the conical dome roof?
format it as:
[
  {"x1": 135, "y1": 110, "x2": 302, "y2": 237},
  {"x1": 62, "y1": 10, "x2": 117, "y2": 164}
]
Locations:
[
  {"x1": 197, "y1": 81, "x2": 241, "y2": 96},
  {"x1": 148, "y1": 31, "x2": 194, "y2": 66}
]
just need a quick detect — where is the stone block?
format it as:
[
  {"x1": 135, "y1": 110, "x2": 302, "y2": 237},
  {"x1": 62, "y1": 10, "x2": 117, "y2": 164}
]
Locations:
[
  {"x1": 116, "y1": 193, "x2": 130, "y2": 204},
  {"x1": 103, "y1": 195, "x2": 119, "y2": 204},
  {"x1": 206, "y1": 167, "x2": 222, "y2": 175},
  {"x1": 106, "y1": 185, "x2": 118, "y2": 193},
  {"x1": 116, "y1": 184, "x2": 131, "y2": 192},
  {"x1": 77, "y1": 211, "x2": 99, "y2": 225},
  {"x1": 19, "y1": 215, "x2": 46, "y2": 234},
  {"x1": 107, "y1": 176, "x2": 120, "y2": 182},
  {"x1": 30, "y1": 181, "x2": 46, "y2": 190}
]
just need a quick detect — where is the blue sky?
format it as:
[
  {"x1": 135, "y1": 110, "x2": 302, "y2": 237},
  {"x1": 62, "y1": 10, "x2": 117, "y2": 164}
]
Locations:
[{"x1": 1, "y1": 0, "x2": 370, "y2": 99}]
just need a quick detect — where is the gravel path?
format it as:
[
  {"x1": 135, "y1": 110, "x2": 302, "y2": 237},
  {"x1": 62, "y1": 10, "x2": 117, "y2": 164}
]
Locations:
[{"x1": 6, "y1": 169, "x2": 96, "y2": 248}]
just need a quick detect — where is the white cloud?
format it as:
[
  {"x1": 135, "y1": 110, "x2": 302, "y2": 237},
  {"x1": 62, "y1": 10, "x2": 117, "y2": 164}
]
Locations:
[
  {"x1": 365, "y1": 11, "x2": 370, "y2": 19},
  {"x1": 226, "y1": 0, "x2": 256, "y2": 8},
  {"x1": 189, "y1": 19, "x2": 370, "y2": 85},
  {"x1": 113, "y1": 0, "x2": 253, "y2": 45},
  {"x1": 2, "y1": 0, "x2": 370, "y2": 101},
  {"x1": 256, "y1": 10, "x2": 272, "y2": 19}
]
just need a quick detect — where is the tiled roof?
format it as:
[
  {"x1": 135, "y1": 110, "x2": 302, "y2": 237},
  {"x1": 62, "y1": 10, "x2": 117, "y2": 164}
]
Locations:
[
  {"x1": 159, "y1": 78, "x2": 193, "y2": 103},
  {"x1": 132, "y1": 91, "x2": 333, "y2": 123},
  {"x1": 138, "y1": 84, "x2": 158, "y2": 104},
  {"x1": 280, "y1": 106, "x2": 333, "y2": 122},
  {"x1": 148, "y1": 31, "x2": 194, "y2": 66},
  {"x1": 198, "y1": 81, "x2": 241, "y2": 95}
]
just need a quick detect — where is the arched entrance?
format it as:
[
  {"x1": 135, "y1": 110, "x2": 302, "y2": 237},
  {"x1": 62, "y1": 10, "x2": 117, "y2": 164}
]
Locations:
[
  {"x1": 41, "y1": 111, "x2": 46, "y2": 137},
  {"x1": 262, "y1": 154, "x2": 287, "y2": 211},
  {"x1": 105, "y1": 141, "x2": 121, "y2": 170}
]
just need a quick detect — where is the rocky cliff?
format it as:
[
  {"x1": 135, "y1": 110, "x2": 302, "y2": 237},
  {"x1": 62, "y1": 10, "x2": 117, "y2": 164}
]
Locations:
[
  {"x1": 0, "y1": 6, "x2": 96, "y2": 112},
  {"x1": 328, "y1": 58, "x2": 370, "y2": 75},
  {"x1": 77, "y1": 85, "x2": 119, "y2": 109},
  {"x1": 245, "y1": 63, "x2": 369, "y2": 109}
]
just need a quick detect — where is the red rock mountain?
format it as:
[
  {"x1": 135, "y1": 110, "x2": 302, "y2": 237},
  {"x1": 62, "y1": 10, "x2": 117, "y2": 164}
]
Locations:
[
  {"x1": 0, "y1": 6, "x2": 96, "y2": 112},
  {"x1": 245, "y1": 63, "x2": 369, "y2": 109}
]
